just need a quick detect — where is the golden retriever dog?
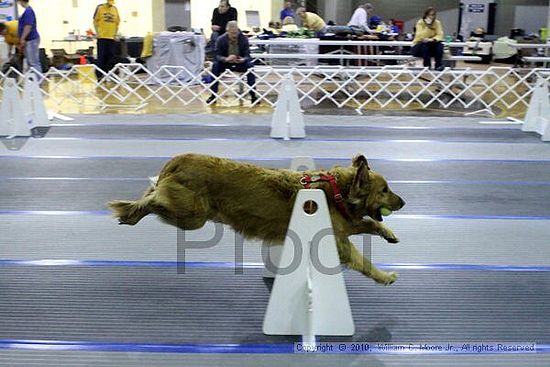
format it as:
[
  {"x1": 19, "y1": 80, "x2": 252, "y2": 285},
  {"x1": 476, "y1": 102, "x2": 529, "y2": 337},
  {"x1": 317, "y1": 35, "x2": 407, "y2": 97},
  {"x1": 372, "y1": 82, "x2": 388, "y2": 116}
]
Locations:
[{"x1": 108, "y1": 153, "x2": 405, "y2": 285}]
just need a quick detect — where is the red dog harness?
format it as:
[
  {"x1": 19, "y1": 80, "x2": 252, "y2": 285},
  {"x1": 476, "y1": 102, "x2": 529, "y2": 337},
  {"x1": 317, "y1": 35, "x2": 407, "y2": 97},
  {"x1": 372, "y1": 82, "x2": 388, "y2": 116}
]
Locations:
[{"x1": 300, "y1": 174, "x2": 351, "y2": 220}]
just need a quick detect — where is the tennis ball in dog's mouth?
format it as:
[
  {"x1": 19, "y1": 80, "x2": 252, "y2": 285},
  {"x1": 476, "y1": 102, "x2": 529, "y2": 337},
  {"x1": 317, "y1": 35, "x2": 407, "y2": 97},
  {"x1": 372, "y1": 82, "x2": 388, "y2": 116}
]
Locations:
[{"x1": 380, "y1": 207, "x2": 393, "y2": 216}]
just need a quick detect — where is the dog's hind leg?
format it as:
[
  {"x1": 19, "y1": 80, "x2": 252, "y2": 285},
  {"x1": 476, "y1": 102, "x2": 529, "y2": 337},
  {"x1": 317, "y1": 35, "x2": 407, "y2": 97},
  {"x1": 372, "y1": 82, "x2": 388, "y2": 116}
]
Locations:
[
  {"x1": 336, "y1": 237, "x2": 398, "y2": 286},
  {"x1": 152, "y1": 181, "x2": 209, "y2": 231}
]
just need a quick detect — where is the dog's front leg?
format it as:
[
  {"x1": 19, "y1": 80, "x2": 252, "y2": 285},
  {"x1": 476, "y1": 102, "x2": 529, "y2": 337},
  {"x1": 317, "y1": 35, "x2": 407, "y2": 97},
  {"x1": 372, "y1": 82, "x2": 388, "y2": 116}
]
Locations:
[
  {"x1": 337, "y1": 237, "x2": 398, "y2": 285},
  {"x1": 349, "y1": 218, "x2": 399, "y2": 244}
]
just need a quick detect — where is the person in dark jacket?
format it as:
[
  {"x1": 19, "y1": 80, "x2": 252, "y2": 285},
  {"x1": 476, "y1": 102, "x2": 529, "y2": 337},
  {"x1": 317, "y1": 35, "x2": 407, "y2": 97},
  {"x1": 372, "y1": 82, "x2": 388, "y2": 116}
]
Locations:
[
  {"x1": 280, "y1": 1, "x2": 294, "y2": 22},
  {"x1": 207, "y1": 21, "x2": 257, "y2": 105},
  {"x1": 210, "y1": 0, "x2": 238, "y2": 46}
]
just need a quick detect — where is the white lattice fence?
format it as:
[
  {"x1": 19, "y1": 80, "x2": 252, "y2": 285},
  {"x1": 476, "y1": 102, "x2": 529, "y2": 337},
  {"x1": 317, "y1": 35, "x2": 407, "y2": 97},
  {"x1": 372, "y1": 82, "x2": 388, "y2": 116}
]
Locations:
[{"x1": 1, "y1": 64, "x2": 549, "y2": 115}]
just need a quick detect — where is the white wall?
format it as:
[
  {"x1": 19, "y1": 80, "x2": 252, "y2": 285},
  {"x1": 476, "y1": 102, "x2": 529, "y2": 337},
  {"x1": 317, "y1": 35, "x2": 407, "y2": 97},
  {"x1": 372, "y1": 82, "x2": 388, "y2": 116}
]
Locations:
[
  {"x1": 190, "y1": 0, "x2": 273, "y2": 35},
  {"x1": 514, "y1": 5, "x2": 549, "y2": 34},
  {"x1": 27, "y1": 0, "x2": 154, "y2": 52}
]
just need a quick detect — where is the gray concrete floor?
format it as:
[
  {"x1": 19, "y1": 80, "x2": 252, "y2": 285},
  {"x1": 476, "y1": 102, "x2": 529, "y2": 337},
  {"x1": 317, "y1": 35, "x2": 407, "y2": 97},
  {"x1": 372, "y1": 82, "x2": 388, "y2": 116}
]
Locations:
[{"x1": 0, "y1": 113, "x2": 549, "y2": 366}]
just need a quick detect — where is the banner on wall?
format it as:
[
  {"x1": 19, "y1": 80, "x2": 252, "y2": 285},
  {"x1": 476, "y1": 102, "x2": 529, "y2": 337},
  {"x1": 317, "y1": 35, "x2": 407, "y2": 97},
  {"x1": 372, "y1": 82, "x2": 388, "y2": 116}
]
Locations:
[
  {"x1": 0, "y1": 0, "x2": 17, "y2": 22},
  {"x1": 460, "y1": 0, "x2": 494, "y2": 37}
]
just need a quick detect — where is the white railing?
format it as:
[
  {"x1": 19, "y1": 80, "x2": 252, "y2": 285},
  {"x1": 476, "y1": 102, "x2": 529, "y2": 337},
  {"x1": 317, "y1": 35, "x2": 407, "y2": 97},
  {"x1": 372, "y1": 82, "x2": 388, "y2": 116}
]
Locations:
[
  {"x1": 249, "y1": 39, "x2": 469, "y2": 47},
  {"x1": 1, "y1": 64, "x2": 549, "y2": 115}
]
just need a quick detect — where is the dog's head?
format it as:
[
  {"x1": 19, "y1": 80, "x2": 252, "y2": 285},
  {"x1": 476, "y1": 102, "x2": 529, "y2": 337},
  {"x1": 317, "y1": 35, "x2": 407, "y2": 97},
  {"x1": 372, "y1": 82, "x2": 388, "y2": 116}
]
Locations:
[{"x1": 348, "y1": 155, "x2": 405, "y2": 222}]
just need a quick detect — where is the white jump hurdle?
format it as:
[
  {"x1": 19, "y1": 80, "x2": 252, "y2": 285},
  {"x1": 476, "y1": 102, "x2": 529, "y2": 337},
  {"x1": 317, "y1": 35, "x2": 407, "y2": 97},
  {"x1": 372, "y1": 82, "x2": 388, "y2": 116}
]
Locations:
[
  {"x1": 262, "y1": 157, "x2": 317, "y2": 279},
  {"x1": 263, "y1": 189, "x2": 355, "y2": 346},
  {"x1": 521, "y1": 77, "x2": 550, "y2": 142},
  {"x1": 0, "y1": 78, "x2": 30, "y2": 138},
  {"x1": 270, "y1": 76, "x2": 306, "y2": 140},
  {"x1": 23, "y1": 74, "x2": 49, "y2": 129}
]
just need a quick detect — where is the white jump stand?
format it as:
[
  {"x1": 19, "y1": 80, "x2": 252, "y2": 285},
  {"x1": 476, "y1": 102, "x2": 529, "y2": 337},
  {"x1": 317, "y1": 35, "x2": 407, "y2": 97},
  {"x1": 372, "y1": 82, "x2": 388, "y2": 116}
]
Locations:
[
  {"x1": 544, "y1": 119, "x2": 550, "y2": 142},
  {"x1": 262, "y1": 156, "x2": 317, "y2": 278},
  {"x1": 47, "y1": 112, "x2": 74, "y2": 122},
  {"x1": 270, "y1": 75, "x2": 306, "y2": 140},
  {"x1": 522, "y1": 77, "x2": 550, "y2": 141},
  {"x1": 289, "y1": 156, "x2": 316, "y2": 172},
  {"x1": 23, "y1": 74, "x2": 49, "y2": 129},
  {"x1": 0, "y1": 78, "x2": 31, "y2": 138},
  {"x1": 263, "y1": 189, "x2": 355, "y2": 345}
]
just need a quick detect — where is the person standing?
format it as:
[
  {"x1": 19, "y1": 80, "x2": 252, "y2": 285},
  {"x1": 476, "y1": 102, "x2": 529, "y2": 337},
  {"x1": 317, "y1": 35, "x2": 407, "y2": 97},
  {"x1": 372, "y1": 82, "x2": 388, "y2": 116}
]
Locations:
[
  {"x1": 411, "y1": 7, "x2": 445, "y2": 71},
  {"x1": 93, "y1": 0, "x2": 120, "y2": 80},
  {"x1": 17, "y1": 0, "x2": 41, "y2": 74},
  {"x1": 210, "y1": 0, "x2": 238, "y2": 47},
  {"x1": 207, "y1": 21, "x2": 257, "y2": 105},
  {"x1": 280, "y1": 1, "x2": 294, "y2": 22}
]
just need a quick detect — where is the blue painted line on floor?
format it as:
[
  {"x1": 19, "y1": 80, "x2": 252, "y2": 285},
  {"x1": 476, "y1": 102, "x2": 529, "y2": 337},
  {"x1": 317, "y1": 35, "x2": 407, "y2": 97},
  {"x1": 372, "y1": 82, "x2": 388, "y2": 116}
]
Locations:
[
  {"x1": 1, "y1": 155, "x2": 550, "y2": 164},
  {"x1": 0, "y1": 211, "x2": 549, "y2": 221},
  {"x1": 392, "y1": 214, "x2": 550, "y2": 221},
  {"x1": 0, "y1": 340, "x2": 548, "y2": 355},
  {"x1": 49, "y1": 122, "x2": 522, "y2": 131},
  {"x1": 37, "y1": 136, "x2": 542, "y2": 145},
  {"x1": 0, "y1": 260, "x2": 264, "y2": 268},
  {"x1": 378, "y1": 263, "x2": 550, "y2": 272},
  {"x1": 2, "y1": 177, "x2": 550, "y2": 186},
  {"x1": 0, "y1": 340, "x2": 294, "y2": 354},
  {"x1": 389, "y1": 180, "x2": 550, "y2": 186},
  {"x1": 0, "y1": 260, "x2": 549, "y2": 272},
  {"x1": 0, "y1": 177, "x2": 149, "y2": 182},
  {"x1": 0, "y1": 210, "x2": 111, "y2": 216}
]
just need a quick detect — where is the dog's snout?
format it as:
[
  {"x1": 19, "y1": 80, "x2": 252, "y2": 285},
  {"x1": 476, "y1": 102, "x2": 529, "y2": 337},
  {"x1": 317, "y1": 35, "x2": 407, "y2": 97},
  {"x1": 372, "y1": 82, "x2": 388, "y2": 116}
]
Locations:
[{"x1": 399, "y1": 197, "x2": 406, "y2": 208}]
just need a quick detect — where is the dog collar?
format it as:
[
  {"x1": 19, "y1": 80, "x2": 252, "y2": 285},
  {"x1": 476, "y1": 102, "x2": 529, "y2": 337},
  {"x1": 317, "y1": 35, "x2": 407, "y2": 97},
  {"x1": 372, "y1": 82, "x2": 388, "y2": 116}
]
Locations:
[{"x1": 300, "y1": 174, "x2": 351, "y2": 221}]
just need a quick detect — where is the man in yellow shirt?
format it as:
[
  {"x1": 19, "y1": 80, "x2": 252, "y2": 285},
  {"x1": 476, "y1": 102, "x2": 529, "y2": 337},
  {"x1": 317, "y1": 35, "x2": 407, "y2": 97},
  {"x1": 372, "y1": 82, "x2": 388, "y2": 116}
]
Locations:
[
  {"x1": 411, "y1": 7, "x2": 445, "y2": 71},
  {"x1": 296, "y1": 7, "x2": 326, "y2": 34},
  {"x1": 0, "y1": 20, "x2": 20, "y2": 55},
  {"x1": 0, "y1": 20, "x2": 24, "y2": 73},
  {"x1": 93, "y1": 0, "x2": 120, "y2": 80}
]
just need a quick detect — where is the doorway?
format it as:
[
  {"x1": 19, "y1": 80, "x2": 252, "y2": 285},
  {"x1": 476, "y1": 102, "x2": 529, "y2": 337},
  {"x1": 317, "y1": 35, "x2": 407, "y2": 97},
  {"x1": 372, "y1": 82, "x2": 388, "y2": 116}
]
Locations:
[{"x1": 165, "y1": 0, "x2": 191, "y2": 31}]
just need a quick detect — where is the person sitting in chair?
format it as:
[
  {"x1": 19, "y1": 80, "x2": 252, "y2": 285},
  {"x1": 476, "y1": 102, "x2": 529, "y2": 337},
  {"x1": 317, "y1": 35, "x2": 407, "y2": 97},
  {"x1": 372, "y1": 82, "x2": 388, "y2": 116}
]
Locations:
[
  {"x1": 411, "y1": 7, "x2": 445, "y2": 71},
  {"x1": 207, "y1": 21, "x2": 257, "y2": 105},
  {"x1": 282, "y1": 16, "x2": 298, "y2": 32}
]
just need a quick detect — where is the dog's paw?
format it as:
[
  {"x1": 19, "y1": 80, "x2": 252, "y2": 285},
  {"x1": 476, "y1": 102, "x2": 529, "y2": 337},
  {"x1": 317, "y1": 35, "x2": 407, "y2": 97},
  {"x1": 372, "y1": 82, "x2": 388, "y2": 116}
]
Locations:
[
  {"x1": 375, "y1": 271, "x2": 398, "y2": 286},
  {"x1": 379, "y1": 226, "x2": 399, "y2": 244}
]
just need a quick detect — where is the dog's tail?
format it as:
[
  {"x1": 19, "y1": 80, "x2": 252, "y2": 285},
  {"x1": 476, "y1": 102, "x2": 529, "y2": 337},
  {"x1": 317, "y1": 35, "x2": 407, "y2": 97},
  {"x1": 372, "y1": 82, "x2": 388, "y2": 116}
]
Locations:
[{"x1": 107, "y1": 186, "x2": 155, "y2": 226}]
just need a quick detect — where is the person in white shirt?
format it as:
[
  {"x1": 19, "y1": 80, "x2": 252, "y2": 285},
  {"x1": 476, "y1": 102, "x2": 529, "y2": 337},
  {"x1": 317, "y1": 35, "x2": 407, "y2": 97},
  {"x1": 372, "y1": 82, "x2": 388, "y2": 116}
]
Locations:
[{"x1": 348, "y1": 3, "x2": 375, "y2": 33}]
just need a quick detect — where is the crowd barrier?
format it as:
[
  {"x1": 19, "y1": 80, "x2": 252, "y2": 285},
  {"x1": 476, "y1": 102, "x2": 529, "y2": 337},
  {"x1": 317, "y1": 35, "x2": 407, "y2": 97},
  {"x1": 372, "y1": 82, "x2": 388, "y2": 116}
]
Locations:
[{"x1": 0, "y1": 64, "x2": 549, "y2": 115}]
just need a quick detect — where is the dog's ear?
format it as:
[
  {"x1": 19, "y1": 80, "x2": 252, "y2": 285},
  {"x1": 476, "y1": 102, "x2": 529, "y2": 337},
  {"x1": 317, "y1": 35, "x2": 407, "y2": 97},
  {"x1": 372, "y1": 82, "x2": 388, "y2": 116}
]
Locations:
[
  {"x1": 351, "y1": 155, "x2": 370, "y2": 195},
  {"x1": 352, "y1": 155, "x2": 370, "y2": 170}
]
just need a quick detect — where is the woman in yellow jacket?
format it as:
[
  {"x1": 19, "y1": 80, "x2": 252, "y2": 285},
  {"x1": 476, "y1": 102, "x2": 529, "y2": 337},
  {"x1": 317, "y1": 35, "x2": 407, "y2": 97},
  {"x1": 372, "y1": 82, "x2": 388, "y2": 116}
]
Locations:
[{"x1": 411, "y1": 7, "x2": 445, "y2": 71}]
